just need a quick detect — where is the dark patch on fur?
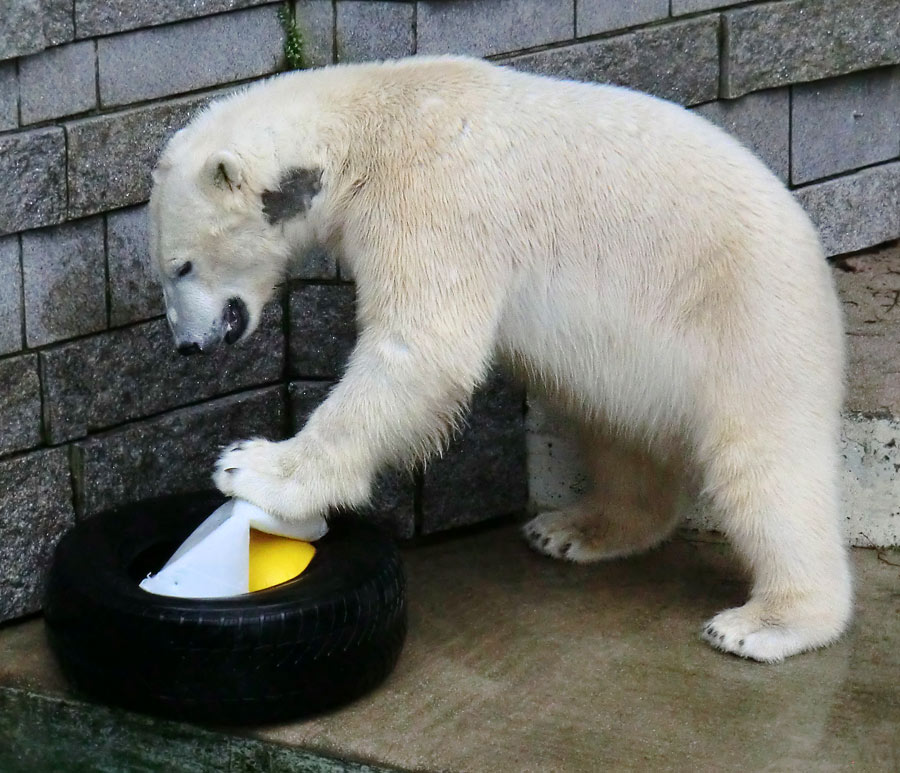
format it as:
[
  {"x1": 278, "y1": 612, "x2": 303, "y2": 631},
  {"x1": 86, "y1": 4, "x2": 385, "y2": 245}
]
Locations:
[{"x1": 262, "y1": 167, "x2": 322, "y2": 224}]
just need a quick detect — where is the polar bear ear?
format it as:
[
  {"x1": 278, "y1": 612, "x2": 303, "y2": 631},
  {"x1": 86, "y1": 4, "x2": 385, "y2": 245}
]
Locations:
[
  {"x1": 261, "y1": 167, "x2": 323, "y2": 224},
  {"x1": 204, "y1": 150, "x2": 244, "y2": 191}
]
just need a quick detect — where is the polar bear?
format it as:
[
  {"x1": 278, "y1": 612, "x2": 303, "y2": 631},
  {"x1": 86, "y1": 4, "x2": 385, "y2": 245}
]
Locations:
[{"x1": 149, "y1": 56, "x2": 851, "y2": 662}]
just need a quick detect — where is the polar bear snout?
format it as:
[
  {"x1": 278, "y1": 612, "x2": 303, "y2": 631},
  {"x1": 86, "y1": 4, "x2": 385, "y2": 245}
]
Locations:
[{"x1": 169, "y1": 296, "x2": 250, "y2": 354}]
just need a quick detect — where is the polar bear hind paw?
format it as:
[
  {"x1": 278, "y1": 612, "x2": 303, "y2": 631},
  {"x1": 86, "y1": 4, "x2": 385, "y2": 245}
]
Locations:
[
  {"x1": 524, "y1": 507, "x2": 676, "y2": 563},
  {"x1": 701, "y1": 603, "x2": 846, "y2": 663}
]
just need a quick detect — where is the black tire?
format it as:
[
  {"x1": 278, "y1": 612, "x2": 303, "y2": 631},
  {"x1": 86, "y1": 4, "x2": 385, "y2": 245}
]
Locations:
[{"x1": 44, "y1": 492, "x2": 407, "y2": 724}]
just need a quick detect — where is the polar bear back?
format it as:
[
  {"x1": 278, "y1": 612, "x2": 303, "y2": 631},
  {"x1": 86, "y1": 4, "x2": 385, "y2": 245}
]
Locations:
[{"x1": 172, "y1": 57, "x2": 841, "y2": 435}]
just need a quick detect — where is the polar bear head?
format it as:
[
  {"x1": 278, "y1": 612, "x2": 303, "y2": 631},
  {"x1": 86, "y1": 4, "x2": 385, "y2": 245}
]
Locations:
[{"x1": 149, "y1": 118, "x2": 324, "y2": 354}]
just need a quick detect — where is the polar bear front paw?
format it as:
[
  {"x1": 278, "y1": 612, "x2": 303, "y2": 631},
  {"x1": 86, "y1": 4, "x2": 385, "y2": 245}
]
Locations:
[
  {"x1": 213, "y1": 436, "x2": 371, "y2": 522},
  {"x1": 213, "y1": 438, "x2": 306, "y2": 520},
  {"x1": 215, "y1": 438, "x2": 290, "y2": 483}
]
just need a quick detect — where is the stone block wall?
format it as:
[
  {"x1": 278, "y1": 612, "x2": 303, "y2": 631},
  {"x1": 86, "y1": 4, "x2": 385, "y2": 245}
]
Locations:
[{"x1": 1, "y1": 0, "x2": 899, "y2": 621}]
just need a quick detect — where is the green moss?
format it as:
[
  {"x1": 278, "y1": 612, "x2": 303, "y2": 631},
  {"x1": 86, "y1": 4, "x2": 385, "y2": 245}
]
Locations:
[{"x1": 278, "y1": 2, "x2": 308, "y2": 71}]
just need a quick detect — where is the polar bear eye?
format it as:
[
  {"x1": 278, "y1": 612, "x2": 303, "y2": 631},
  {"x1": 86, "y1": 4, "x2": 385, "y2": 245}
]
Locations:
[{"x1": 176, "y1": 262, "x2": 193, "y2": 278}]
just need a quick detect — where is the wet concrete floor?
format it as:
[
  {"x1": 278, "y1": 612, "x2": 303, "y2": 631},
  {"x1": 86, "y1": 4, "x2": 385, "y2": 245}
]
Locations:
[{"x1": 1, "y1": 525, "x2": 898, "y2": 771}]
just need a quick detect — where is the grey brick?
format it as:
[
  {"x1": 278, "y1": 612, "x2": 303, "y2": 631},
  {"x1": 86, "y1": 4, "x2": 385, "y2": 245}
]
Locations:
[
  {"x1": 75, "y1": 0, "x2": 274, "y2": 37},
  {"x1": 509, "y1": 17, "x2": 719, "y2": 106},
  {"x1": 42, "y1": 0, "x2": 74, "y2": 48},
  {"x1": 834, "y1": 244, "x2": 900, "y2": 416},
  {"x1": 577, "y1": 0, "x2": 668, "y2": 36},
  {"x1": 22, "y1": 218, "x2": 106, "y2": 348},
  {"x1": 296, "y1": 0, "x2": 335, "y2": 67},
  {"x1": 418, "y1": 0, "x2": 574, "y2": 58},
  {"x1": 288, "y1": 379, "x2": 333, "y2": 427},
  {"x1": 0, "y1": 355, "x2": 41, "y2": 456},
  {"x1": 791, "y1": 69, "x2": 900, "y2": 185},
  {"x1": 107, "y1": 205, "x2": 165, "y2": 326},
  {"x1": 672, "y1": 0, "x2": 741, "y2": 12},
  {"x1": 0, "y1": 62, "x2": 16, "y2": 130},
  {"x1": 0, "y1": 128, "x2": 66, "y2": 235},
  {"x1": 0, "y1": 236, "x2": 21, "y2": 355},
  {"x1": 795, "y1": 163, "x2": 900, "y2": 257},
  {"x1": 0, "y1": 0, "x2": 73, "y2": 61},
  {"x1": 693, "y1": 88, "x2": 789, "y2": 181},
  {"x1": 421, "y1": 372, "x2": 527, "y2": 533},
  {"x1": 67, "y1": 92, "x2": 210, "y2": 219},
  {"x1": 41, "y1": 305, "x2": 284, "y2": 443},
  {"x1": 288, "y1": 380, "x2": 415, "y2": 538},
  {"x1": 289, "y1": 284, "x2": 356, "y2": 378},
  {"x1": 19, "y1": 42, "x2": 97, "y2": 124},
  {"x1": 336, "y1": 1, "x2": 414, "y2": 63},
  {"x1": 289, "y1": 246, "x2": 338, "y2": 280},
  {"x1": 362, "y1": 468, "x2": 416, "y2": 540},
  {"x1": 74, "y1": 387, "x2": 286, "y2": 518},
  {"x1": 98, "y1": 7, "x2": 283, "y2": 108},
  {"x1": 0, "y1": 448, "x2": 74, "y2": 622},
  {"x1": 723, "y1": 0, "x2": 900, "y2": 98}
]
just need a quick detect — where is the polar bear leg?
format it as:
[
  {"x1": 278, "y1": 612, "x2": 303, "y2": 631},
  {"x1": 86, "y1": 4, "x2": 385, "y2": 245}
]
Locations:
[
  {"x1": 698, "y1": 418, "x2": 852, "y2": 662},
  {"x1": 524, "y1": 436, "x2": 682, "y2": 562}
]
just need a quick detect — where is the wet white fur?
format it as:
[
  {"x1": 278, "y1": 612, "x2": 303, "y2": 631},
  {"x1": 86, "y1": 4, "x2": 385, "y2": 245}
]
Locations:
[{"x1": 150, "y1": 57, "x2": 851, "y2": 662}]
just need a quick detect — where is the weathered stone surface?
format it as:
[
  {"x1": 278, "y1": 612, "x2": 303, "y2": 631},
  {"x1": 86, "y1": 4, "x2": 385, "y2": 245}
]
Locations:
[
  {"x1": 0, "y1": 355, "x2": 41, "y2": 456},
  {"x1": 0, "y1": 448, "x2": 74, "y2": 622},
  {"x1": 693, "y1": 88, "x2": 789, "y2": 181},
  {"x1": 672, "y1": 0, "x2": 742, "y2": 12},
  {"x1": 0, "y1": 62, "x2": 16, "y2": 131},
  {"x1": 0, "y1": 0, "x2": 45, "y2": 60},
  {"x1": 723, "y1": 0, "x2": 900, "y2": 98},
  {"x1": 21, "y1": 218, "x2": 106, "y2": 347},
  {"x1": 0, "y1": 128, "x2": 66, "y2": 235},
  {"x1": 74, "y1": 0, "x2": 274, "y2": 37},
  {"x1": 107, "y1": 205, "x2": 165, "y2": 326},
  {"x1": 795, "y1": 163, "x2": 900, "y2": 257},
  {"x1": 74, "y1": 387, "x2": 286, "y2": 517},
  {"x1": 288, "y1": 379, "x2": 333, "y2": 427},
  {"x1": 833, "y1": 244, "x2": 900, "y2": 416},
  {"x1": 422, "y1": 372, "x2": 527, "y2": 533},
  {"x1": 289, "y1": 380, "x2": 415, "y2": 538},
  {"x1": 418, "y1": 0, "x2": 573, "y2": 58},
  {"x1": 363, "y1": 469, "x2": 416, "y2": 540},
  {"x1": 66, "y1": 92, "x2": 211, "y2": 218},
  {"x1": 289, "y1": 283, "x2": 357, "y2": 378},
  {"x1": 509, "y1": 17, "x2": 719, "y2": 106},
  {"x1": 0, "y1": 0, "x2": 73, "y2": 61},
  {"x1": 97, "y1": 7, "x2": 282, "y2": 107},
  {"x1": 289, "y1": 246, "x2": 338, "y2": 280},
  {"x1": 40, "y1": 305, "x2": 285, "y2": 443},
  {"x1": 577, "y1": 0, "x2": 668, "y2": 36},
  {"x1": 791, "y1": 68, "x2": 900, "y2": 185},
  {"x1": 840, "y1": 412, "x2": 900, "y2": 547},
  {"x1": 0, "y1": 235, "x2": 21, "y2": 355},
  {"x1": 296, "y1": 0, "x2": 335, "y2": 67},
  {"x1": 19, "y1": 41, "x2": 96, "y2": 124},
  {"x1": 336, "y1": 1, "x2": 415, "y2": 63}
]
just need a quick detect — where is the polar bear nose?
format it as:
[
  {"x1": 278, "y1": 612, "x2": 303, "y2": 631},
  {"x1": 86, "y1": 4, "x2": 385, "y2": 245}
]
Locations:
[
  {"x1": 223, "y1": 297, "x2": 248, "y2": 345},
  {"x1": 177, "y1": 342, "x2": 202, "y2": 356}
]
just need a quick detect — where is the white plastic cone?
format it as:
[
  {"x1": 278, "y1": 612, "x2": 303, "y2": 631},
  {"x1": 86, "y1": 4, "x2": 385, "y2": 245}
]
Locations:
[{"x1": 139, "y1": 499, "x2": 328, "y2": 599}]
